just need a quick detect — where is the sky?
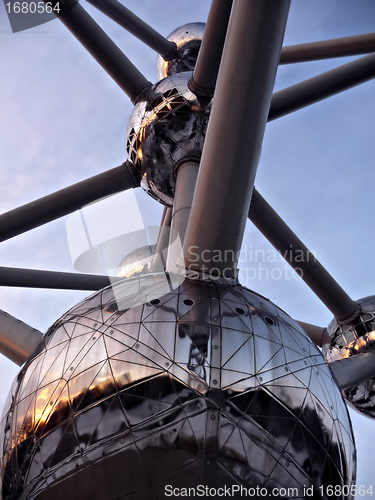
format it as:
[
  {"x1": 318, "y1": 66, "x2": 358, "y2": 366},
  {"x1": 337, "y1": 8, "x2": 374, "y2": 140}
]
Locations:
[{"x1": 1, "y1": 0, "x2": 375, "y2": 495}]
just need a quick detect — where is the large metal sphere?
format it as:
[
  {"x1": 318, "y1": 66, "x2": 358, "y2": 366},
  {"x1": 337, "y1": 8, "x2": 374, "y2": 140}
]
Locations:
[
  {"x1": 322, "y1": 295, "x2": 375, "y2": 418},
  {"x1": 126, "y1": 72, "x2": 211, "y2": 206},
  {"x1": 156, "y1": 23, "x2": 205, "y2": 81},
  {"x1": 0, "y1": 278, "x2": 355, "y2": 499}
]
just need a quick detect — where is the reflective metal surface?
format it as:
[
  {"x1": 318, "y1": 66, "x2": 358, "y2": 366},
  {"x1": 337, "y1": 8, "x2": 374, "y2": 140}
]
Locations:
[
  {"x1": 0, "y1": 278, "x2": 355, "y2": 499},
  {"x1": 156, "y1": 23, "x2": 205, "y2": 81},
  {"x1": 323, "y1": 295, "x2": 375, "y2": 418},
  {"x1": 126, "y1": 72, "x2": 211, "y2": 206},
  {"x1": 116, "y1": 244, "x2": 156, "y2": 278}
]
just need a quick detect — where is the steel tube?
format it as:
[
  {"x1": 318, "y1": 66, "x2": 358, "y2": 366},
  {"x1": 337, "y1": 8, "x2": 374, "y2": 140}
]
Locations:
[
  {"x1": 280, "y1": 33, "x2": 375, "y2": 65},
  {"x1": 0, "y1": 310, "x2": 43, "y2": 366},
  {"x1": 188, "y1": 0, "x2": 233, "y2": 99},
  {"x1": 296, "y1": 321, "x2": 325, "y2": 347},
  {"x1": 85, "y1": 0, "x2": 176, "y2": 60},
  {"x1": 152, "y1": 207, "x2": 172, "y2": 272},
  {"x1": 249, "y1": 189, "x2": 359, "y2": 322},
  {"x1": 269, "y1": 52, "x2": 375, "y2": 121},
  {"x1": 0, "y1": 267, "x2": 121, "y2": 290},
  {"x1": 58, "y1": 2, "x2": 152, "y2": 103},
  {"x1": 171, "y1": 160, "x2": 200, "y2": 245},
  {"x1": 184, "y1": 0, "x2": 290, "y2": 278},
  {"x1": 0, "y1": 162, "x2": 139, "y2": 243},
  {"x1": 167, "y1": 160, "x2": 199, "y2": 273},
  {"x1": 329, "y1": 352, "x2": 375, "y2": 391}
]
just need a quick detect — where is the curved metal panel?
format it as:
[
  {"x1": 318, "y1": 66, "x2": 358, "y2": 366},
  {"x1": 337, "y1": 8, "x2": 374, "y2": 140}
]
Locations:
[{"x1": 0, "y1": 278, "x2": 355, "y2": 499}]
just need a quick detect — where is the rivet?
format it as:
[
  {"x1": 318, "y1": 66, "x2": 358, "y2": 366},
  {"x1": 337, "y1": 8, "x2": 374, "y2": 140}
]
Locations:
[
  {"x1": 212, "y1": 379, "x2": 218, "y2": 385},
  {"x1": 210, "y1": 415, "x2": 216, "y2": 420},
  {"x1": 214, "y1": 345, "x2": 218, "y2": 350}
]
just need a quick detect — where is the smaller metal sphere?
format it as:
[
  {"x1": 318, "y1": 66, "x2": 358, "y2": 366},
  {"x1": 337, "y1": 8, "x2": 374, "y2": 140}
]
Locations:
[
  {"x1": 322, "y1": 295, "x2": 375, "y2": 418},
  {"x1": 156, "y1": 22, "x2": 205, "y2": 81},
  {"x1": 126, "y1": 72, "x2": 211, "y2": 206},
  {"x1": 116, "y1": 244, "x2": 156, "y2": 278}
]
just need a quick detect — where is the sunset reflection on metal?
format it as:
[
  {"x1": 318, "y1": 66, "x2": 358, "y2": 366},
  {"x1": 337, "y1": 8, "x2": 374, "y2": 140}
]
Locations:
[
  {"x1": 126, "y1": 72, "x2": 210, "y2": 206},
  {"x1": 0, "y1": 281, "x2": 356, "y2": 499},
  {"x1": 323, "y1": 295, "x2": 375, "y2": 418}
]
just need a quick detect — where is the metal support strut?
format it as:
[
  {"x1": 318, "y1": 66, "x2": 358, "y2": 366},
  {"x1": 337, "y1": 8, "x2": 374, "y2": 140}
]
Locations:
[{"x1": 184, "y1": 0, "x2": 291, "y2": 278}]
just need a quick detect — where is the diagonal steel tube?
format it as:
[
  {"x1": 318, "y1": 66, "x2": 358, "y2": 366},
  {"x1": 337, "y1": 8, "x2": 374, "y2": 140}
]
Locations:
[
  {"x1": 280, "y1": 33, "x2": 375, "y2": 65},
  {"x1": 0, "y1": 267, "x2": 121, "y2": 290},
  {"x1": 57, "y1": 2, "x2": 152, "y2": 103},
  {"x1": 188, "y1": 0, "x2": 233, "y2": 100},
  {"x1": 296, "y1": 321, "x2": 326, "y2": 347},
  {"x1": 269, "y1": 52, "x2": 375, "y2": 121},
  {"x1": 330, "y1": 352, "x2": 375, "y2": 391},
  {"x1": 0, "y1": 310, "x2": 43, "y2": 366},
  {"x1": 0, "y1": 162, "x2": 139, "y2": 243},
  {"x1": 249, "y1": 189, "x2": 359, "y2": 323},
  {"x1": 183, "y1": 0, "x2": 290, "y2": 278},
  {"x1": 85, "y1": 0, "x2": 176, "y2": 60}
]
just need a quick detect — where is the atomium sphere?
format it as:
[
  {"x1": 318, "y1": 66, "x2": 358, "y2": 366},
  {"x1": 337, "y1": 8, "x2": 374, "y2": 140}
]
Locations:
[
  {"x1": 126, "y1": 72, "x2": 211, "y2": 206},
  {"x1": 156, "y1": 23, "x2": 205, "y2": 81},
  {"x1": 322, "y1": 295, "x2": 375, "y2": 418},
  {"x1": 0, "y1": 277, "x2": 355, "y2": 499},
  {"x1": 116, "y1": 244, "x2": 156, "y2": 279}
]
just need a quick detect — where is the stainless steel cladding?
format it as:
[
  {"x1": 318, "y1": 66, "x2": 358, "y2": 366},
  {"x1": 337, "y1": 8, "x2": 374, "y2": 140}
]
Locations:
[
  {"x1": 126, "y1": 73, "x2": 211, "y2": 206},
  {"x1": 156, "y1": 23, "x2": 205, "y2": 81},
  {"x1": 323, "y1": 295, "x2": 375, "y2": 418},
  {"x1": 116, "y1": 245, "x2": 156, "y2": 279},
  {"x1": 0, "y1": 278, "x2": 355, "y2": 499}
]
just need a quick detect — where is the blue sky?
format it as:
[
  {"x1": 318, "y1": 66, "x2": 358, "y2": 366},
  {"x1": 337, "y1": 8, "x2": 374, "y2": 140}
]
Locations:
[{"x1": 1, "y1": 0, "x2": 375, "y2": 495}]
